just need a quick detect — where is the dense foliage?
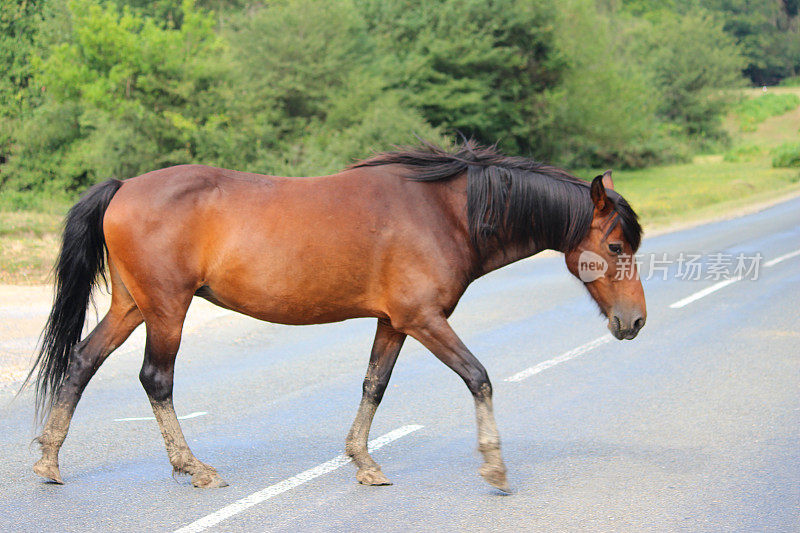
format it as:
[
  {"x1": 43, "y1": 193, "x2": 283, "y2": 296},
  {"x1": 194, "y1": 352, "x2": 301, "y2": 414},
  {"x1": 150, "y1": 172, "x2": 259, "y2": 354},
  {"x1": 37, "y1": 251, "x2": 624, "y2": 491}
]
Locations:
[{"x1": 0, "y1": 0, "x2": 796, "y2": 194}]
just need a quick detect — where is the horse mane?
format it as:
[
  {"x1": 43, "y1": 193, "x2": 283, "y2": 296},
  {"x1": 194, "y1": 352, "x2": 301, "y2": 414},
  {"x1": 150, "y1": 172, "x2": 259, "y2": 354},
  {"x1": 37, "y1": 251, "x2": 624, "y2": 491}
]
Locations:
[{"x1": 351, "y1": 141, "x2": 642, "y2": 253}]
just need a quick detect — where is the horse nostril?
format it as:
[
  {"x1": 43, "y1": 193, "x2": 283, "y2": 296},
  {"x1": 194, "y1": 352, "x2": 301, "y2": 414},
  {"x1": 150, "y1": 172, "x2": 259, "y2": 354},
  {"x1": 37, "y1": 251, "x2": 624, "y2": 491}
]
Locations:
[{"x1": 633, "y1": 317, "x2": 645, "y2": 331}]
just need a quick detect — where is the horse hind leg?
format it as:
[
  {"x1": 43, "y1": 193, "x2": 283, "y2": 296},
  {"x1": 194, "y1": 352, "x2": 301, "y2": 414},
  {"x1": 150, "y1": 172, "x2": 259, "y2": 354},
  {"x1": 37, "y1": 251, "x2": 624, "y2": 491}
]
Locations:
[
  {"x1": 136, "y1": 294, "x2": 227, "y2": 488},
  {"x1": 34, "y1": 274, "x2": 143, "y2": 483}
]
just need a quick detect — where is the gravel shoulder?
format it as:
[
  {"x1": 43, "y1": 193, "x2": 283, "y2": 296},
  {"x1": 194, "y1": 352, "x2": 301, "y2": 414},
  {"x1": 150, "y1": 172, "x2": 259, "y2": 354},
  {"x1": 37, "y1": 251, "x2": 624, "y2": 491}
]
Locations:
[{"x1": 0, "y1": 285, "x2": 231, "y2": 389}]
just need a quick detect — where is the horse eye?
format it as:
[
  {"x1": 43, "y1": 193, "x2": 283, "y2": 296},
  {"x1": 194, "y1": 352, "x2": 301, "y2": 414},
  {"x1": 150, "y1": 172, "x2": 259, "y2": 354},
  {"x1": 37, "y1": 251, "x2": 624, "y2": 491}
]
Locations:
[{"x1": 608, "y1": 243, "x2": 622, "y2": 255}]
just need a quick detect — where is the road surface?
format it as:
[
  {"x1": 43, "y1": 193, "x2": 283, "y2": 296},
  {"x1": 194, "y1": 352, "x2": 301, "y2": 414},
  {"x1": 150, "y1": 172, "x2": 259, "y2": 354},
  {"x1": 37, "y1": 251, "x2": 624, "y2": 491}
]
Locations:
[{"x1": 1, "y1": 196, "x2": 798, "y2": 532}]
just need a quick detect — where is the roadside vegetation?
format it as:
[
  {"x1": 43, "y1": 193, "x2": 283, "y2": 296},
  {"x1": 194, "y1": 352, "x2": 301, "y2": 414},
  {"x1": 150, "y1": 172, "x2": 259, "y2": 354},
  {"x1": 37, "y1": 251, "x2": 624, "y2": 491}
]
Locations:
[
  {"x1": 610, "y1": 86, "x2": 800, "y2": 227},
  {"x1": 2, "y1": 0, "x2": 800, "y2": 282},
  {"x1": 771, "y1": 142, "x2": 800, "y2": 169},
  {"x1": 734, "y1": 93, "x2": 800, "y2": 131}
]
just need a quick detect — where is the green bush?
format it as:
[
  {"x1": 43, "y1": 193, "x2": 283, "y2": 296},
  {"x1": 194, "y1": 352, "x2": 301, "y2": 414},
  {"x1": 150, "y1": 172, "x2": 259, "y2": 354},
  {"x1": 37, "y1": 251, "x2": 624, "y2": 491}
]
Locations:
[
  {"x1": 771, "y1": 142, "x2": 800, "y2": 168},
  {"x1": 735, "y1": 93, "x2": 800, "y2": 131},
  {"x1": 0, "y1": 188, "x2": 71, "y2": 212}
]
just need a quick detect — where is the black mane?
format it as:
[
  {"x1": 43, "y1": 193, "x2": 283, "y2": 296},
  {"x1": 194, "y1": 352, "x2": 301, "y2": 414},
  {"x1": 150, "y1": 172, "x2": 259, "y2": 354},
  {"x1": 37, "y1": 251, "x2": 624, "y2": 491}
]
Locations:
[{"x1": 352, "y1": 141, "x2": 642, "y2": 253}]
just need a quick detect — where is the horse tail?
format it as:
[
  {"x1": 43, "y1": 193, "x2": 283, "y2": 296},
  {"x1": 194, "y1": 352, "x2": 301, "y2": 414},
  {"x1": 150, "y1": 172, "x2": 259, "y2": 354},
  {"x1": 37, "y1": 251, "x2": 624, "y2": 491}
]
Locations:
[{"x1": 22, "y1": 179, "x2": 123, "y2": 420}]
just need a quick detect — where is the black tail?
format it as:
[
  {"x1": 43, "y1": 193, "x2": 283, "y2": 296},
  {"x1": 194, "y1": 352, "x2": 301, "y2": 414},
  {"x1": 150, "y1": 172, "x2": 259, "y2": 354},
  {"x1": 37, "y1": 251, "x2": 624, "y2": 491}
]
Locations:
[{"x1": 22, "y1": 179, "x2": 123, "y2": 420}]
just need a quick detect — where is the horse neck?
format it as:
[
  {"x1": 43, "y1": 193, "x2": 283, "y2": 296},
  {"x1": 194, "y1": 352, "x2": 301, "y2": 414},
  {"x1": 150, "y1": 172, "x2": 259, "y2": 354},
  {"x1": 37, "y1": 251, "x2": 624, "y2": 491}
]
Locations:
[
  {"x1": 429, "y1": 171, "x2": 573, "y2": 280},
  {"x1": 469, "y1": 173, "x2": 593, "y2": 277},
  {"x1": 475, "y1": 238, "x2": 545, "y2": 277},
  {"x1": 471, "y1": 186, "x2": 582, "y2": 277}
]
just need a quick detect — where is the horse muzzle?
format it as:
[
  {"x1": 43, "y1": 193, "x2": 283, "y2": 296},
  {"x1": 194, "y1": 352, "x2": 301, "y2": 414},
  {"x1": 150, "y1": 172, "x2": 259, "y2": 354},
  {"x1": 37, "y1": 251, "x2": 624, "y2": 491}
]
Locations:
[{"x1": 608, "y1": 312, "x2": 646, "y2": 340}]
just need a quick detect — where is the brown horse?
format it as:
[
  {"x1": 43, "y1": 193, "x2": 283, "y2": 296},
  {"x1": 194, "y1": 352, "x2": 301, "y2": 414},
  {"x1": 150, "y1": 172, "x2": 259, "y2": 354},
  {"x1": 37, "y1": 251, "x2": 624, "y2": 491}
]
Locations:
[{"x1": 26, "y1": 142, "x2": 645, "y2": 492}]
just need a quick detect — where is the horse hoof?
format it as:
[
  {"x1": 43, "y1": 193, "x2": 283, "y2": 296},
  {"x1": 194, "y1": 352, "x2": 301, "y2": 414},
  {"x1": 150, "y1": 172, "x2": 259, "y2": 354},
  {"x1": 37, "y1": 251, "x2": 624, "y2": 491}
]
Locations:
[
  {"x1": 479, "y1": 463, "x2": 510, "y2": 493},
  {"x1": 356, "y1": 467, "x2": 392, "y2": 486},
  {"x1": 33, "y1": 459, "x2": 63, "y2": 484},
  {"x1": 191, "y1": 470, "x2": 228, "y2": 488}
]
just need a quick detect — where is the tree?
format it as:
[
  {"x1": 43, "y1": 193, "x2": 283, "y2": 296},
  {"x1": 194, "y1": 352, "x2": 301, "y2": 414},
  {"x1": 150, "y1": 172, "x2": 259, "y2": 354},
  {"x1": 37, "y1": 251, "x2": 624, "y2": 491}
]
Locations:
[
  {"x1": 630, "y1": 10, "x2": 745, "y2": 142},
  {"x1": 3, "y1": 0, "x2": 226, "y2": 191},
  {"x1": 541, "y1": 0, "x2": 668, "y2": 168},
  {"x1": 220, "y1": 0, "x2": 445, "y2": 175},
  {"x1": 0, "y1": 0, "x2": 44, "y2": 165},
  {"x1": 712, "y1": 0, "x2": 800, "y2": 85},
  {"x1": 359, "y1": 0, "x2": 564, "y2": 155},
  {"x1": 622, "y1": 0, "x2": 799, "y2": 85}
]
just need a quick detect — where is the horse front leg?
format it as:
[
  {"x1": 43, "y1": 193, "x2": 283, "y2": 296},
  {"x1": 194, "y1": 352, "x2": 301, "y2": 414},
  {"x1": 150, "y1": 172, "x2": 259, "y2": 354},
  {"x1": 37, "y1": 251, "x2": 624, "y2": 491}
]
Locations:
[
  {"x1": 403, "y1": 312, "x2": 509, "y2": 492},
  {"x1": 345, "y1": 319, "x2": 406, "y2": 485}
]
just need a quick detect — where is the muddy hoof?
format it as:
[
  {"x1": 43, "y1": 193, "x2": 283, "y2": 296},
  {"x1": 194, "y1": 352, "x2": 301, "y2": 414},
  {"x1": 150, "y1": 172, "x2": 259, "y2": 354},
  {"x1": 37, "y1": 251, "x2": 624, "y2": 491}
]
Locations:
[
  {"x1": 479, "y1": 463, "x2": 510, "y2": 493},
  {"x1": 33, "y1": 459, "x2": 63, "y2": 484},
  {"x1": 356, "y1": 467, "x2": 392, "y2": 486},
  {"x1": 191, "y1": 470, "x2": 228, "y2": 489}
]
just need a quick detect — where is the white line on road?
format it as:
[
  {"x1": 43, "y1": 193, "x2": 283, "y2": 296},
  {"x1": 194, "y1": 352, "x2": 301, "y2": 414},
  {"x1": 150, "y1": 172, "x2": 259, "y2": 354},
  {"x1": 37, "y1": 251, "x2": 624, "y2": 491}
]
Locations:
[
  {"x1": 668, "y1": 246, "x2": 800, "y2": 309},
  {"x1": 173, "y1": 424, "x2": 424, "y2": 533},
  {"x1": 764, "y1": 247, "x2": 800, "y2": 267},
  {"x1": 504, "y1": 334, "x2": 613, "y2": 383},
  {"x1": 668, "y1": 276, "x2": 742, "y2": 309},
  {"x1": 114, "y1": 411, "x2": 208, "y2": 422}
]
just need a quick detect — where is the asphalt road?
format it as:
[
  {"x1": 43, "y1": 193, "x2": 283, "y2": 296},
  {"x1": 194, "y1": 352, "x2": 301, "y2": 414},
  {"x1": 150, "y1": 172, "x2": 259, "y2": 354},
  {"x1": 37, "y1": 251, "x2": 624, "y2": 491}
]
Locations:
[{"x1": 1, "y1": 196, "x2": 799, "y2": 532}]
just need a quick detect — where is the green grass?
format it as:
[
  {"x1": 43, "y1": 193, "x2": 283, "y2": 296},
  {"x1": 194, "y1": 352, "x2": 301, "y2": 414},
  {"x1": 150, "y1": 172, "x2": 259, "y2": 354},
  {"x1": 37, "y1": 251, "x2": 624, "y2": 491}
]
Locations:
[
  {"x1": 0, "y1": 194, "x2": 70, "y2": 284},
  {"x1": 779, "y1": 75, "x2": 800, "y2": 87},
  {"x1": 610, "y1": 158, "x2": 800, "y2": 227},
  {"x1": 734, "y1": 92, "x2": 800, "y2": 131}
]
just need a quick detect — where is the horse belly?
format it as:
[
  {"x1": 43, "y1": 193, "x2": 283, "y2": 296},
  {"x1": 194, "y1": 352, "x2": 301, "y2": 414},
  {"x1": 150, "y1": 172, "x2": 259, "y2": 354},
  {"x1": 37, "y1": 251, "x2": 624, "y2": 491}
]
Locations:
[
  {"x1": 197, "y1": 277, "x2": 380, "y2": 325},
  {"x1": 200, "y1": 231, "x2": 386, "y2": 325}
]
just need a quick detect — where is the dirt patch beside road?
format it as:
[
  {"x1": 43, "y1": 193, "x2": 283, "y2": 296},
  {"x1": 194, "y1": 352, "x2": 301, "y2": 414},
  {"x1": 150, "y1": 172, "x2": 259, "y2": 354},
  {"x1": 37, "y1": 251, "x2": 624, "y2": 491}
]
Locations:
[{"x1": 0, "y1": 284, "x2": 232, "y2": 390}]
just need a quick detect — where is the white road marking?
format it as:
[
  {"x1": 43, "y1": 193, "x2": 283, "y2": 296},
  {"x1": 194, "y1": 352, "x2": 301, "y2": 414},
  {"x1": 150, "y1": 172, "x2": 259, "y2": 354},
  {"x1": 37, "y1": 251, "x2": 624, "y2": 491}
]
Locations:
[
  {"x1": 114, "y1": 411, "x2": 208, "y2": 422},
  {"x1": 668, "y1": 276, "x2": 743, "y2": 309},
  {"x1": 668, "y1": 247, "x2": 800, "y2": 309},
  {"x1": 178, "y1": 411, "x2": 208, "y2": 420},
  {"x1": 764, "y1": 247, "x2": 800, "y2": 267},
  {"x1": 504, "y1": 334, "x2": 613, "y2": 383},
  {"x1": 173, "y1": 424, "x2": 424, "y2": 533}
]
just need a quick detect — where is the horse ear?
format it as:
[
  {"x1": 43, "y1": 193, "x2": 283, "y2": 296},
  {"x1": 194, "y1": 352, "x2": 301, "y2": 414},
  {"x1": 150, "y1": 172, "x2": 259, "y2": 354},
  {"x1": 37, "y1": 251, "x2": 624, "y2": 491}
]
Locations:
[
  {"x1": 591, "y1": 175, "x2": 610, "y2": 213},
  {"x1": 602, "y1": 169, "x2": 614, "y2": 190}
]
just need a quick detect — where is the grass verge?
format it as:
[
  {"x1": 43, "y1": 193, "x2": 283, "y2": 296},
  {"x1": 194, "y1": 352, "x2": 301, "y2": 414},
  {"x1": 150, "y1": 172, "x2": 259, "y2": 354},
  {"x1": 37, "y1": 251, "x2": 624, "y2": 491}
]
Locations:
[
  {"x1": 0, "y1": 210, "x2": 63, "y2": 284},
  {"x1": 607, "y1": 86, "x2": 800, "y2": 231},
  {"x1": 612, "y1": 157, "x2": 800, "y2": 228},
  {"x1": 734, "y1": 92, "x2": 800, "y2": 131}
]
